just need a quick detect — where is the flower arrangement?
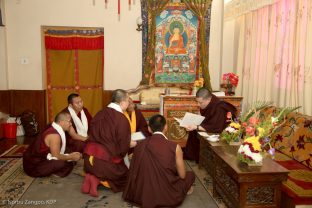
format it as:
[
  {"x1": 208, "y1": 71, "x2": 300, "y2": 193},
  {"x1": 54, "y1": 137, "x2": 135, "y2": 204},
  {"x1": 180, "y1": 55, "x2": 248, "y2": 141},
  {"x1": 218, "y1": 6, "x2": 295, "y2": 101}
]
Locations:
[
  {"x1": 194, "y1": 78, "x2": 204, "y2": 88},
  {"x1": 220, "y1": 112, "x2": 242, "y2": 144},
  {"x1": 222, "y1": 73, "x2": 239, "y2": 87},
  {"x1": 236, "y1": 102, "x2": 300, "y2": 166},
  {"x1": 192, "y1": 78, "x2": 204, "y2": 95},
  {"x1": 221, "y1": 73, "x2": 239, "y2": 95}
]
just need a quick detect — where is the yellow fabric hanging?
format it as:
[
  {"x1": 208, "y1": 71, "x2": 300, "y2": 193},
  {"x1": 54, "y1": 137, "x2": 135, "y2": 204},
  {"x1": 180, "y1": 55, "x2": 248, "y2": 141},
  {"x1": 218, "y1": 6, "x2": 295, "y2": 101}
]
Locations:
[{"x1": 124, "y1": 111, "x2": 137, "y2": 133}]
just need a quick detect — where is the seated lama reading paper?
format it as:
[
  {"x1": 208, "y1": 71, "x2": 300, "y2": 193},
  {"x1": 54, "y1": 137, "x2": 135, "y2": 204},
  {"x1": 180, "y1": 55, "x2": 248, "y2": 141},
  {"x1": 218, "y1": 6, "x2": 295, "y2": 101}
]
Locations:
[
  {"x1": 174, "y1": 112, "x2": 205, "y2": 128},
  {"x1": 131, "y1": 131, "x2": 146, "y2": 141}
]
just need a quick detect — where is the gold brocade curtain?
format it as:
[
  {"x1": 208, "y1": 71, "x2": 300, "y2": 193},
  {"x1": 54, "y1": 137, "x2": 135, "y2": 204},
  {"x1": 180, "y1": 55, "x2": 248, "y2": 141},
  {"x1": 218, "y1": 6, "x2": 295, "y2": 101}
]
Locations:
[
  {"x1": 140, "y1": 0, "x2": 170, "y2": 85},
  {"x1": 183, "y1": 0, "x2": 212, "y2": 91},
  {"x1": 44, "y1": 27, "x2": 104, "y2": 122}
]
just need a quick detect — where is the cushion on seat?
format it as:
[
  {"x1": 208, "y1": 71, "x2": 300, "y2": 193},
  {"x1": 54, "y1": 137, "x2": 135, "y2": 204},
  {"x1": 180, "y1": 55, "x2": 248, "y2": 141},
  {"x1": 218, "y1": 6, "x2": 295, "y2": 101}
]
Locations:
[
  {"x1": 274, "y1": 151, "x2": 312, "y2": 205},
  {"x1": 271, "y1": 112, "x2": 312, "y2": 169}
]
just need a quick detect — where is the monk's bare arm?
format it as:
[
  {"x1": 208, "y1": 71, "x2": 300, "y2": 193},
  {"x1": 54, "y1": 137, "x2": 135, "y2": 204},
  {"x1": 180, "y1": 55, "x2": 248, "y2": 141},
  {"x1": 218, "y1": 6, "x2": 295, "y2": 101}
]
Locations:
[
  {"x1": 45, "y1": 134, "x2": 81, "y2": 161},
  {"x1": 68, "y1": 126, "x2": 88, "y2": 142},
  {"x1": 175, "y1": 144, "x2": 186, "y2": 179}
]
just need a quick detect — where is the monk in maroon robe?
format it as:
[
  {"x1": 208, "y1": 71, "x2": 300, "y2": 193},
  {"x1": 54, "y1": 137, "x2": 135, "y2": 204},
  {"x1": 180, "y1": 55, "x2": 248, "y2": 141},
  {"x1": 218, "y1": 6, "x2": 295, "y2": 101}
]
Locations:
[
  {"x1": 124, "y1": 98, "x2": 151, "y2": 137},
  {"x1": 62, "y1": 93, "x2": 92, "y2": 153},
  {"x1": 124, "y1": 98, "x2": 151, "y2": 156},
  {"x1": 123, "y1": 114, "x2": 195, "y2": 208},
  {"x1": 23, "y1": 112, "x2": 82, "y2": 177},
  {"x1": 82, "y1": 89, "x2": 137, "y2": 197},
  {"x1": 183, "y1": 87, "x2": 237, "y2": 163}
]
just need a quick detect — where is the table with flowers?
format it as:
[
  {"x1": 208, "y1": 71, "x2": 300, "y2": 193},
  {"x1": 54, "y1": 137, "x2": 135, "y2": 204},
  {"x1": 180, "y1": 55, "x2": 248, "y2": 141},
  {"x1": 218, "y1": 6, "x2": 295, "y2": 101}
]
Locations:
[
  {"x1": 198, "y1": 134, "x2": 227, "y2": 175},
  {"x1": 211, "y1": 145, "x2": 288, "y2": 208},
  {"x1": 205, "y1": 102, "x2": 300, "y2": 208}
]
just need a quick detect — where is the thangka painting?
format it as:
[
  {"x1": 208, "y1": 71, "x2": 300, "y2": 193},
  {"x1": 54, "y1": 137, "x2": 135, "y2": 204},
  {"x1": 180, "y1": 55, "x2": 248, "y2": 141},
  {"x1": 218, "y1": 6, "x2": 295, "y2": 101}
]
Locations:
[{"x1": 155, "y1": 2, "x2": 198, "y2": 84}]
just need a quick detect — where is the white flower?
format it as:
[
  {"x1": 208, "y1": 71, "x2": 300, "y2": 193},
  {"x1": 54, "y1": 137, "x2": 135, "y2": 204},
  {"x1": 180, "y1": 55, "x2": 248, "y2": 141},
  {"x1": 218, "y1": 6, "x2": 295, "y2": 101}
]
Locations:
[
  {"x1": 271, "y1": 117, "x2": 278, "y2": 123},
  {"x1": 225, "y1": 126, "x2": 236, "y2": 133},
  {"x1": 238, "y1": 144, "x2": 263, "y2": 163},
  {"x1": 252, "y1": 153, "x2": 263, "y2": 163},
  {"x1": 238, "y1": 145, "x2": 244, "y2": 153}
]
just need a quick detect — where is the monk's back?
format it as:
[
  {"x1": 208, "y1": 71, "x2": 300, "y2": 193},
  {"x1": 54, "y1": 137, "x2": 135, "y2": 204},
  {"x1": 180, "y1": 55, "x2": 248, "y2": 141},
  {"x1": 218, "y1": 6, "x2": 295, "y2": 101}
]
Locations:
[
  {"x1": 124, "y1": 133, "x2": 194, "y2": 208},
  {"x1": 89, "y1": 107, "x2": 130, "y2": 157}
]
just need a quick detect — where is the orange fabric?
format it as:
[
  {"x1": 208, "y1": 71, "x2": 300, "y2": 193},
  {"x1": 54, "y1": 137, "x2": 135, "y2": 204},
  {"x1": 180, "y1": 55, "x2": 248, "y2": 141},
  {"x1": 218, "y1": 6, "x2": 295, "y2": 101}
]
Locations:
[{"x1": 100, "y1": 181, "x2": 111, "y2": 188}]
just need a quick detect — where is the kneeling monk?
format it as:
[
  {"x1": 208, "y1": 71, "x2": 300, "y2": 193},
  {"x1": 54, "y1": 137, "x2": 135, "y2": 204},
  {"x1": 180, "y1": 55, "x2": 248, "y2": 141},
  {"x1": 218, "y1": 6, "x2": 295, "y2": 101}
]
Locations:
[
  {"x1": 123, "y1": 114, "x2": 195, "y2": 208},
  {"x1": 82, "y1": 89, "x2": 137, "y2": 197},
  {"x1": 23, "y1": 112, "x2": 82, "y2": 177}
]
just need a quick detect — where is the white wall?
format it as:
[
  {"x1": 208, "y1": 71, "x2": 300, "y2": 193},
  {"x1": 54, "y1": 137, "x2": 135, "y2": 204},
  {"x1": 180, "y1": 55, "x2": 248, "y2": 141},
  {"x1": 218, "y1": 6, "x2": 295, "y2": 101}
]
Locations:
[
  {"x1": 0, "y1": 27, "x2": 7, "y2": 90},
  {"x1": 2, "y1": 0, "x2": 142, "y2": 90},
  {"x1": 209, "y1": 0, "x2": 224, "y2": 91},
  {"x1": 0, "y1": 0, "x2": 8, "y2": 90},
  {"x1": 1, "y1": 0, "x2": 225, "y2": 91}
]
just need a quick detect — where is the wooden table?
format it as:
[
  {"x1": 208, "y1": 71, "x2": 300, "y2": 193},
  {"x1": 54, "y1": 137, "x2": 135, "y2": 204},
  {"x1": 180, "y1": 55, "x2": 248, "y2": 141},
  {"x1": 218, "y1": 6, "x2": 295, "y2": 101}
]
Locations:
[
  {"x1": 211, "y1": 145, "x2": 289, "y2": 208},
  {"x1": 198, "y1": 134, "x2": 227, "y2": 175}
]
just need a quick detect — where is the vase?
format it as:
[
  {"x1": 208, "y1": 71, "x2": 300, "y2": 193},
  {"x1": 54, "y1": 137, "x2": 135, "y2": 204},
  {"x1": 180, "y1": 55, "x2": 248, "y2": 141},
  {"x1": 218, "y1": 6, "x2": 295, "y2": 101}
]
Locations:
[
  {"x1": 220, "y1": 83, "x2": 235, "y2": 96},
  {"x1": 227, "y1": 85, "x2": 234, "y2": 96},
  {"x1": 229, "y1": 141, "x2": 241, "y2": 145},
  {"x1": 247, "y1": 161, "x2": 263, "y2": 167},
  {"x1": 225, "y1": 84, "x2": 236, "y2": 96}
]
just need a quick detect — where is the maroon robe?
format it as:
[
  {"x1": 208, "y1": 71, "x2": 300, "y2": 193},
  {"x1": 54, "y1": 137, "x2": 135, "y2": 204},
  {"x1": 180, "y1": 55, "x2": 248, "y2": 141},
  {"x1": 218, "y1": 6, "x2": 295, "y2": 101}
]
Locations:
[
  {"x1": 183, "y1": 95, "x2": 237, "y2": 162},
  {"x1": 133, "y1": 108, "x2": 151, "y2": 137},
  {"x1": 127, "y1": 108, "x2": 151, "y2": 154},
  {"x1": 62, "y1": 107, "x2": 92, "y2": 153},
  {"x1": 83, "y1": 107, "x2": 131, "y2": 192},
  {"x1": 123, "y1": 134, "x2": 195, "y2": 208},
  {"x1": 23, "y1": 126, "x2": 74, "y2": 177}
]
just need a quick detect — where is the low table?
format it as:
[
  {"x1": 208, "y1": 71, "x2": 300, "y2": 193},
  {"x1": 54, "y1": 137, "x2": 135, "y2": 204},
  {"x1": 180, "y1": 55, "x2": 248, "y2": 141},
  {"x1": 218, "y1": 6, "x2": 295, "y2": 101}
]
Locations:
[
  {"x1": 198, "y1": 134, "x2": 227, "y2": 175},
  {"x1": 211, "y1": 145, "x2": 289, "y2": 208}
]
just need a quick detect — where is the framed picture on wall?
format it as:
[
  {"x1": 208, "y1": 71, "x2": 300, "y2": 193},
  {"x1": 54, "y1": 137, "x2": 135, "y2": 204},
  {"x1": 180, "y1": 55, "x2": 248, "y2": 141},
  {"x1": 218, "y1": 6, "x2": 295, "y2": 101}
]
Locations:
[{"x1": 155, "y1": 1, "x2": 199, "y2": 85}]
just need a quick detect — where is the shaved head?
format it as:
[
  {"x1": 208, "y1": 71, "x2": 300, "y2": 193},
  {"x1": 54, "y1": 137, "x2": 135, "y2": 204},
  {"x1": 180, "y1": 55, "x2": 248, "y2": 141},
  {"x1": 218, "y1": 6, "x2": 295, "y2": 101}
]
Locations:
[
  {"x1": 196, "y1": 87, "x2": 212, "y2": 100},
  {"x1": 55, "y1": 112, "x2": 70, "y2": 123},
  {"x1": 111, "y1": 89, "x2": 128, "y2": 104}
]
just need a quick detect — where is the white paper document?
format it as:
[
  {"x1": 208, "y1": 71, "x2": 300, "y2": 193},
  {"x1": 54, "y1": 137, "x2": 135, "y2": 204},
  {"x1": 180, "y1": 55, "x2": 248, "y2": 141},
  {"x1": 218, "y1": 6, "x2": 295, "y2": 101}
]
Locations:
[
  {"x1": 131, "y1": 131, "x2": 146, "y2": 141},
  {"x1": 174, "y1": 117, "x2": 182, "y2": 124},
  {"x1": 174, "y1": 112, "x2": 205, "y2": 128}
]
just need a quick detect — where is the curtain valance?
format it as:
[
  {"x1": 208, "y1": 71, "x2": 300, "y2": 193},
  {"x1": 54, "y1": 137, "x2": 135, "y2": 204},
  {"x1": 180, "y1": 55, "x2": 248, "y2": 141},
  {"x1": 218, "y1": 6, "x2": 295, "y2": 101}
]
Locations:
[
  {"x1": 44, "y1": 29, "x2": 104, "y2": 50},
  {"x1": 224, "y1": 0, "x2": 279, "y2": 21}
]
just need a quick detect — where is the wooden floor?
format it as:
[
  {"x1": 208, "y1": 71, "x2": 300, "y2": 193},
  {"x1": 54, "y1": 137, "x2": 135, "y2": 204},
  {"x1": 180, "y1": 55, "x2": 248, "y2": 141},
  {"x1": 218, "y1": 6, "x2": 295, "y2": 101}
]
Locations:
[{"x1": 0, "y1": 136, "x2": 35, "y2": 155}]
